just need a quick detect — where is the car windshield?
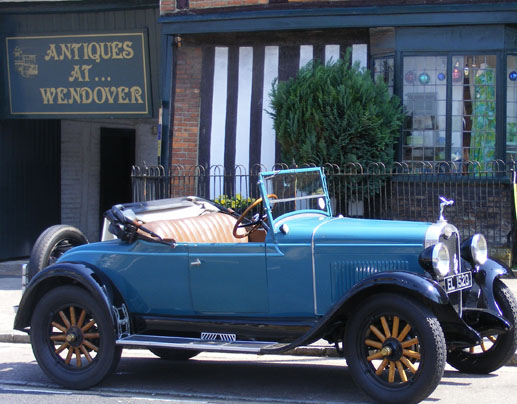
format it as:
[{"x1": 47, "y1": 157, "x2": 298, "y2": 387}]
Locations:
[{"x1": 259, "y1": 168, "x2": 332, "y2": 222}]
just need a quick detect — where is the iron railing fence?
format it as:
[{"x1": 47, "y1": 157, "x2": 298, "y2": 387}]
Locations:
[{"x1": 131, "y1": 160, "x2": 516, "y2": 251}]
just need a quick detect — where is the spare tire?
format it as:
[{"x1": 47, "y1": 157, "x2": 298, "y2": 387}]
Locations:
[{"x1": 27, "y1": 225, "x2": 88, "y2": 281}]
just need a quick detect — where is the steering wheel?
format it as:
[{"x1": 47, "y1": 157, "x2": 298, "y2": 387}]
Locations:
[{"x1": 232, "y1": 194, "x2": 278, "y2": 239}]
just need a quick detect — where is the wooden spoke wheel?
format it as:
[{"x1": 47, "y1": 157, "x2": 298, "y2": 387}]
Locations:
[
  {"x1": 447, "y1": 279, "x2": 517, "y2": 374},
  {"x1": 344, "y1": 293, "x2": 446, "y2": 404},
  {"x1": 363, "y1": 314, "x2": 421, "y2": 384},
  {"x1": 30, "y1": 285, "x2": 121, "y2": 389},
  {"x1": 49, "y1": 304, "x2": 101, "y2": 367}
]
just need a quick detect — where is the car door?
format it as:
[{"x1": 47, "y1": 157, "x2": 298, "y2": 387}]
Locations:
[{"x1": 188, "y1": 242, "x2": 268, "y2": 314}]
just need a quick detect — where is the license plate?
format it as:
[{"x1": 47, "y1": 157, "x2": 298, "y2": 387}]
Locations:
[{"x1": 444, "y1": 272, "x2": 472, "y2": 293}]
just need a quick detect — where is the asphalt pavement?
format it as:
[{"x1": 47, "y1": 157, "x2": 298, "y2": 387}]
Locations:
[
  {"x1": 1, "y1": 259, "x2": 517, "y2": 365},
  {"x1": 0, "y1": 260, "x2": 29, "y2": 343}
]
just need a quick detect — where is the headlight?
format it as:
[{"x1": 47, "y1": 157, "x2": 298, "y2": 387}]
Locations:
[
  {"x1": 419, "y1": 242, "x2": 451, "y2": 278},
  {"x1": 432, "y1": 243, "x2": 451, "y2": 277},
  {"x1": 461, "y1": 234, "x2": 488, "y2": 266}
]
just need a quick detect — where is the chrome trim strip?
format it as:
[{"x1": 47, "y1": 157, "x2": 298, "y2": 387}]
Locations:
[{"x1": 311, "y1": 217, "x2": 342, "y2": 315}]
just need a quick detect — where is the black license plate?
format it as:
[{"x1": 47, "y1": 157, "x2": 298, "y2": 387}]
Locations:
[{"x1": 444, "y1": 272, "x2": 472, "y2": 293}]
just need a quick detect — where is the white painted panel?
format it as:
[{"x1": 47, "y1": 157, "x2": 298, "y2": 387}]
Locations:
[
  {"x1": 299, "y1": 45, "x2": 313, "y2": 69},
  {"x1": 210, "y1": 47, "x2": 229, "y2": 168},
  {"x1": 352, "y1": 44, "x2": 368, "y2": 69},
  {"x1": 210, "y1": 47, "x2": 229, "y2": 199},
  {"x1": 325, "y1": 44, "x2": 340, "y2": 65},
  {"x1": 261, "y1": 46, "x2": 279, "y2": 171},
  {"x1": 235, "y1": 47, "x2": 253, "y2": 196},
  {"x1": 235, "y1": 47, "x2": 253, "y2": 170}
]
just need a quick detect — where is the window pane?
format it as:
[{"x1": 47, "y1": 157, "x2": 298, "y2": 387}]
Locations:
[
  {"x1": 453, "y1": 55, "x2": 496, "y2": 164},
  {"x1": 402, "y1": 56, "x2": 447, "y2": 162},
  {"x1": 373, "y1": 57, "x2": 394, "y2": 94},
  {"x1": 507, "y1": 55, "x2": 517, "y2": 161}
]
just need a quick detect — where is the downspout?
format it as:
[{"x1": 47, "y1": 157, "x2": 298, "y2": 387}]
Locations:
[{"x1": 158, "y1": 33, "x2": 177, "y2": 168}]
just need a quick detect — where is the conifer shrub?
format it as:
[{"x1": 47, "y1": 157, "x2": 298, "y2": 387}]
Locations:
[{"x1": 269, "y1": 51, "x2": 404, "y2": 171}]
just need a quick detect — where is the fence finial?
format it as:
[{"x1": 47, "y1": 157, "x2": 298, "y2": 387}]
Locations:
[{"x1": 439, "y1": 196, "x2": 454, "y2": 222}]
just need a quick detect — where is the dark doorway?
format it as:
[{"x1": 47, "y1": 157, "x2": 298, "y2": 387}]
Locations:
[
  {"x1": 100, "y1": 128, "x2": 135, "y2": 218},
  {"x1": 0, "y1": 119, "x2": 61, "y2": 260}
]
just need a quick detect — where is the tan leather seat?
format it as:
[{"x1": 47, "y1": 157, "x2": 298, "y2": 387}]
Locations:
[{"x1": 143, "y1": 212, "x2": 247, "y2": 243}]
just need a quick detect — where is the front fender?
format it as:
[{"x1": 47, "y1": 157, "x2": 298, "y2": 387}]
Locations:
[
  {"x1": 469, "y1": 258, "x2": 508, "y2": 315},
  {"x1": 14, "y1": 262, "x2": 117, "y2": 332},
  {"x1": 262, "y1": 271, "x2": 451, "y2": 354}
]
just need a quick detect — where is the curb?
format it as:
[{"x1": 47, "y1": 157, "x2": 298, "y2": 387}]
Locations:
[
  {"x1": 507, "y1": 353, "x2": 517, "y2": 366},
  {"x1": 0, "y1": 333, "x2": 29, "y2": 343},
  {"x1": 286, "y1": 346, "x2": 339, "y2": 357},
  {"x1": 1, "y1": 333, "x2": 516, "y2": 367}
]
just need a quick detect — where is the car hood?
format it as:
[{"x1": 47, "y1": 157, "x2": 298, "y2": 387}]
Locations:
[{"x1": 275, "y1": 215, "x2": 430, "y2": 247}]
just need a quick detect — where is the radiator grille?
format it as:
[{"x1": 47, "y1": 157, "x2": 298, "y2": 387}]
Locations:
[
  {"x1": 439, "y1": 232, "x2": 460, "y2": 274},
  {"x1": 330, "y1": 260, "x2": 409, "y2": 302}
]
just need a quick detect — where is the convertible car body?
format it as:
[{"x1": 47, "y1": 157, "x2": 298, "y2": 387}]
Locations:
[{"x1": 14, "y1": 167, "x2": 517, "y2": 404}]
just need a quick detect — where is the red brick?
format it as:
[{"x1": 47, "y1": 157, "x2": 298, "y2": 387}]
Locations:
[{"x1": 170, "y1": 46, "x2": 202, "y2": 167}]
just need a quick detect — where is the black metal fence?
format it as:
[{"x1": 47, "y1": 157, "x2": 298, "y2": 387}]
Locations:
[{"x1": 132, "y1": 161, "x2": 516, "y2": 257}]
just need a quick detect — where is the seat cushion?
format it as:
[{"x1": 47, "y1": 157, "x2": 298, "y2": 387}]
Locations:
[{"x1": 143, "y1": 212, "x2": 247, "y2": 243}]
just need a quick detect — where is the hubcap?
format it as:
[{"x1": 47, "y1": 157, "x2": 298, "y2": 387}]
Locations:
[{"x1": 65, "y1": 326, "x2": 84, "y2": 348}]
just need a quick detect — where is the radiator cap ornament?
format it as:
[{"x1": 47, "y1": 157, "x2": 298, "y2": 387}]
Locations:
[{"x1": 439, "y1": 196, "x2": 454, "y2": 222}]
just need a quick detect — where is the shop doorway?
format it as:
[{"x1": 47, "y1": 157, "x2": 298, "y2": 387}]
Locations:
[
  {"x1": 0, "y1": 119, "x2": 61, "y2": 259},
  {"x1": 100, "y1": 128, "x2": 135, "y2": 218}
]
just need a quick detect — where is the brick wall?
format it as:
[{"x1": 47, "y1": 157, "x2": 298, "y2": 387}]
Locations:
[
  {"x1": 61, "y1": 119, "x2": 158, "y2": 242},
  {"x1": 171, "y1": 46, "x2": 202, "y2": 167}
]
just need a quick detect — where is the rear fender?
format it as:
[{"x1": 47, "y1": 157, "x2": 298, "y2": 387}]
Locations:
[{"x1": 14, "y1": 262, "x2": 120, "y2": 332}]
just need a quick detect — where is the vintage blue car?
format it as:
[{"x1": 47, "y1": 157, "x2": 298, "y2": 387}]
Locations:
[{"x1": 14, "y1": 167, "x2": 517, "y2": 404}]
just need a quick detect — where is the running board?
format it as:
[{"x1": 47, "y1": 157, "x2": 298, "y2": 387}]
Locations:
[{"x1": 116, "y1": 334, "x2": 289, "y2": 353}]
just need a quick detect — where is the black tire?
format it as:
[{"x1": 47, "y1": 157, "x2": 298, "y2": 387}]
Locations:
[
  {"x1": 149, "y1": 348, "x2": 200, "y2": 361},
  {"x1": 447, "y1": 278, "x2": 517, "y2": 374},
  {"x1": 28, "y1": 225, "x2": 88, "y2": 281},
  {"x1": 344, "y1": 293, "x2": 446, "y2": 404},
  {"x1": 30, "y1": 285, "x2": 122, "y2": 389}
]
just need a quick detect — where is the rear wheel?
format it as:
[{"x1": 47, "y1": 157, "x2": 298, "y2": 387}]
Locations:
[
  {"x1": 149, "y1": 348, "x2": 200, "y2": 361},
  {"x1": 447, "y1": 279, "x2": 517, "y2": 374},
  {"x1": 30, "y1": 285, "x2": 121, "y2": 389},
  {"x1": 27, "y1": 225, "x2": 88, "y2": 281},
  {"x1": 344, "y1": 293, "x2": 446, "y2": 404}
]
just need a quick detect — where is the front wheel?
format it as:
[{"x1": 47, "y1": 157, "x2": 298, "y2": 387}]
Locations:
[
  {"x1": 30, "y1": 285, "x2": 121, "y2": 389},
  {"x1": 447, "y1": 278, "x2": 517, "y2": 374},
  {"x1": 344, "y1": 293, "x2": 446, "y2": 404}
]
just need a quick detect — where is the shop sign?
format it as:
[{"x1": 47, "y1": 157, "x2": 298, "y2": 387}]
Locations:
[{"x1": 6, "y1": 32, "x2": 151, "y2": 117}]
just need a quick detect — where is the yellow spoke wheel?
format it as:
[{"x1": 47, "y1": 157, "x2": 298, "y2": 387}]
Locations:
[
  {"x1": 363, "y1": 315, "x2": 421, "y2": 384},
  {"x1": 344, "y1": 293, "x2": 446, "y2": 404}
]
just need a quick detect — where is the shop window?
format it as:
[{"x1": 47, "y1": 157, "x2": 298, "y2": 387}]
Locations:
[
  {"x1": 452, "y1": 55, "x2": 496, "y2": 163},
  {"x1": 402, "y1": 55, "x2": 497, "y2": 164},
  {"x1": 402, "y1": 56, "x2": 447, "y2": 162},
  {"x1": 507, "y1": 55, "x2": 517, "y2": 161}
]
